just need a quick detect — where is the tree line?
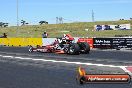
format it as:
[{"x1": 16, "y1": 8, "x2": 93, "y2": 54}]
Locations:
[
  {"x1": 20, "y1": 20, "x2": 48, "y2": 26},
  {"x1": 0, "y1": 20, "x2": 49, "y2": 27},
  {"x1": 21, "y1": 20, "x2": 48, "y2": 26},
  {"x1": 0, "y1": 22, "x2": 8, "y2": 27}
]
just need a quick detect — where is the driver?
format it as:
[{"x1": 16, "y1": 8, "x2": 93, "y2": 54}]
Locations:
[
  {"x1": 62, "y1": 34, "x2": 74, "y2": 44},
  {"x1": 63, "y1": 34, "x2": 74, "y2": 41}
]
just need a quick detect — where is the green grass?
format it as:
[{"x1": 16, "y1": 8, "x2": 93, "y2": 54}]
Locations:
[{"x1": 0, "y1": 20, "x2": 132, "y2": 38}]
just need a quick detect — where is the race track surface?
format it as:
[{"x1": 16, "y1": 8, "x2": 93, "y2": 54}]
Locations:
[
  {"x1": 0, "y1": 47, "x2": 131, "y2": 88},
  {"x1": 0, "y1": 47, "x2": 132, "y2": 65}
]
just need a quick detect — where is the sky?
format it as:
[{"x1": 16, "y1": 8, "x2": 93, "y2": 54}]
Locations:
[{"x1": 0, "y1": 0, "x2": 131, "y2": 26}]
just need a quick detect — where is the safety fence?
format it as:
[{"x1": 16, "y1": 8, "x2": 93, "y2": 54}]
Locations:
[
  {"x1": 0, "y1": 38, "x2": 42, "y2": 47},
  {"x1": 0, "y1": 38, "x2": 93, "y2": 48},
  {"x1": 1, "y1": 38, "x2": 132, "y2": 49}
]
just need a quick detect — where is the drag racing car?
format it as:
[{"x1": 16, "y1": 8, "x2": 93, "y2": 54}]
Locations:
[{"x1": 29, "y1": 34, "x2": 90, "y2": 55}]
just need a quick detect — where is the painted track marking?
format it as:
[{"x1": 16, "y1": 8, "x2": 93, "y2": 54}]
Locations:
[{"x1": 0, "y1": 54, "x2": 131, "y2": 76}]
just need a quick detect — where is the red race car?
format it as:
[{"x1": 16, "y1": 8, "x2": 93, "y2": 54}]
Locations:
[{"x1": 29, "y1": 34, "x2": 90, "y2": 55}]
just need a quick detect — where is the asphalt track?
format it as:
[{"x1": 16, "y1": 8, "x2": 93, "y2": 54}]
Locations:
[{"x1": 0, "y1": 47, "x2": 131, "y2": 88}]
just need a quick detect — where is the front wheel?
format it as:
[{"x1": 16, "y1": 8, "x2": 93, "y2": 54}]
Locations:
[{"x1": 29, "y1": 46, "x2": 33, "y2": 52}]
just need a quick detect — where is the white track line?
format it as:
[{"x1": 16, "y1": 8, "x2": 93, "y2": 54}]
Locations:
[
  {"x1": 0, "y1": 54, "x2": 131, "y2": 76},
  {"x1": 2, "y1": 56, "x2": 14, "y2": 58}
]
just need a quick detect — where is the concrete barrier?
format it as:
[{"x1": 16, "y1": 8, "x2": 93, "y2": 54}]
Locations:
[
  {"x1": 0, "y1": 38, "x2": 42, "y2": 47},
  {"x1": 0, "y1": 38, "x2": 94, "y2": 48}
]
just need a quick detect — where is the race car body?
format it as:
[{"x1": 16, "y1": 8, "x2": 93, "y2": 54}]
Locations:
[
  {"x1": 29, "y1": 34, "x2": 90, "y2": 55},
  {"x1": 29, "y1": 45, "x2": 54, "y2": 53}
]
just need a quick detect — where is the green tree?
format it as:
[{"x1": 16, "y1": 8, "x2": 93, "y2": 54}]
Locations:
[{"x1": 39, "y1": 21, "x2": 48, "y2": 25}]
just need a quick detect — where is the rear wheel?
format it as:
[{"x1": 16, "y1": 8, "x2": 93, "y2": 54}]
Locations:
[
  {"x1": 68, "y1": 43, "x2": 80, "y2": 55},
  {"x1": 78, "y1": 42, "x2": 90, "y2": 54}
]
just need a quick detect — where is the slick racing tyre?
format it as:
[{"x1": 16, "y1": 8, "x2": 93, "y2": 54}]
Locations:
[
  {"x1": 68, "y1": 43, "x2": 80, "y2": 55},
  {"x1": 78, "y1": 42, "x2": 90, "y2": 54}
]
